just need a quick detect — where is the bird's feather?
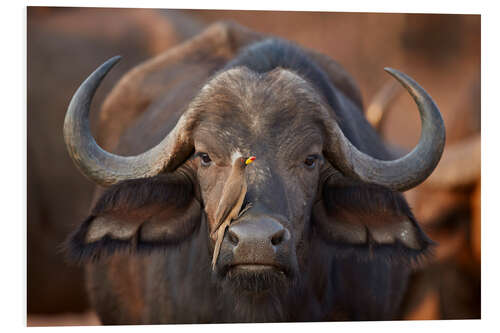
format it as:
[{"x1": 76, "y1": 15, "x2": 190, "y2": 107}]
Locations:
[{"x1": 211, "y1": 163, "x2": 248, "y2": 269}]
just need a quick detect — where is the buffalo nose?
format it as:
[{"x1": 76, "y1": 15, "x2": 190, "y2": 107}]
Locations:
[{"x1": 226, "y1": 218, "x2": 290, "y2": 261}]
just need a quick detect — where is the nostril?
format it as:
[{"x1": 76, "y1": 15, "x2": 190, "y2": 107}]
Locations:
[
  {"x1": 271, "y1": 229, "x2": 286, "y2": 246},
  {"x1": 227, "y1": 229, "x2": 239, "y2": 245}
]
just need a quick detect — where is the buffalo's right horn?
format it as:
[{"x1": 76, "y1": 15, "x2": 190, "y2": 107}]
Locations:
[
  {"x1": 63, "y1": 57, "x2": 196, "y2": 186},
  {"x1": 324, "y1": 68, "x2": 446, "y2": 192}
]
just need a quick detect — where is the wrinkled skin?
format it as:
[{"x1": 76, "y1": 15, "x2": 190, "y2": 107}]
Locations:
[{"x1": 195, "y1": 68, "x2": 322, "y2": 246}]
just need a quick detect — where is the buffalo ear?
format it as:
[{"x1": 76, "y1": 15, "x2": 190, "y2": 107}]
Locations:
[
  {"x1": 66, "y1": 174, "x2": 201, "y2": 262},
  {"x1": 312, "y1": 184, "x2": 433, "y2": 261}
]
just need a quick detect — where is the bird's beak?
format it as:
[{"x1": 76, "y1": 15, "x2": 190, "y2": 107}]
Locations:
[{"x1": 245, "y1": 156, "x2": 256, "y2": 165}]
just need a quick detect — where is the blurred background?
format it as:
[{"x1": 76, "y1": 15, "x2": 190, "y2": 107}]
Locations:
[{"x1": 27, "y1": 7, "x2": 480, "y2": 325}]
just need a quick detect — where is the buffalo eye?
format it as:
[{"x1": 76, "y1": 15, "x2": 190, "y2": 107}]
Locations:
[
  {"x1": 304, "y1": 155, "x2": 318, "y2": 169},
  {"x1": 198, "y1": 153, "x2": 212, "y2": 167}
]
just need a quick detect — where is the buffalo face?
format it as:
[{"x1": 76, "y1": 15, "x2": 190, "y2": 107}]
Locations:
[{"x1": 192, "y1": 67, "x2": 327, "y2": 290}]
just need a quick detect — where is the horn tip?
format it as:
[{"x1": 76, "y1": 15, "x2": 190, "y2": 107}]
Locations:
[
  {"x1": 106, "y1": 55, "x2": 122, "y2": 67},
  {"x1": 98, "y1": 56, "x2": 122, "y2": 73},
  {"x1": 383, "y1": 67, "x2": 399, "y2": 76},
  {"x1": 110, "y1": 55, "x2": 122, "y2": 62}
]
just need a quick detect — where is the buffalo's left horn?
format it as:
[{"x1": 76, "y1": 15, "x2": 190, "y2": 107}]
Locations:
[
  {"x1": 64, "y1": 56, "x2": 195, "y2": 186},
  {"x1": 325, "y1": 68, "x2": 446, "y2": 192}
]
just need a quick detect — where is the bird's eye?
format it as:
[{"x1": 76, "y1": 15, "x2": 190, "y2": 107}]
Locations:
[
  {"x1": 199, "y1": 153, "x2": 212, "y2": 167},
  {"x1": 304, "y1": 155, "x2": 318, "y2": 169}
]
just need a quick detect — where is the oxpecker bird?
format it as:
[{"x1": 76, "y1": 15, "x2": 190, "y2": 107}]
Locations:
[{"x1": 211, "y1": 155, "x2": 256, "y2": 269}]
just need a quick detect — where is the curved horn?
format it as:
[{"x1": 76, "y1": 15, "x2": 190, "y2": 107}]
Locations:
[
  {"x1": 325, "y1": 68, "x2": 446, "y2": 192},
  {"x1": 64, "y1": 57, "x2": 195, "y2": 186}
]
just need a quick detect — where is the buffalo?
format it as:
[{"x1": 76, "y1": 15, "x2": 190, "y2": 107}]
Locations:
[{"x1": 63, "y1": 22, "x2": 445, "y2": 323}]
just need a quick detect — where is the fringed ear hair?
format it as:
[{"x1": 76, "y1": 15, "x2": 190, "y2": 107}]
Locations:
[
  {"x1": 313, "y1": 183, "x2": 434, "y2": 265},
  {"x1": 65, "y1": 175, "x2": 201, "y2": 263}
]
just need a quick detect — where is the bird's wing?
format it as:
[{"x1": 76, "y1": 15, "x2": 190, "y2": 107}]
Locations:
[{"x1": 213, "y1": 178, "x2": 242, "y2": 231}]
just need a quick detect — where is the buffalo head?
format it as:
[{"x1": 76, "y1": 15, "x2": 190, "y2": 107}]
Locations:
[{"x1": 64, "y1": 39, "x2": 445, "y2": 307}]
